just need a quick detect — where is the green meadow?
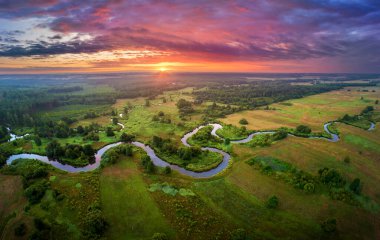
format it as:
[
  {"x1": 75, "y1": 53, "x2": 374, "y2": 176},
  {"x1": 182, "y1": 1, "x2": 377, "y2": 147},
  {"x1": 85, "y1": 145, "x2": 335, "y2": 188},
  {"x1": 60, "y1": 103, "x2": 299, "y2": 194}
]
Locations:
[{"x1": 1, "y1": 83, "x2": 380, "y2": 240}]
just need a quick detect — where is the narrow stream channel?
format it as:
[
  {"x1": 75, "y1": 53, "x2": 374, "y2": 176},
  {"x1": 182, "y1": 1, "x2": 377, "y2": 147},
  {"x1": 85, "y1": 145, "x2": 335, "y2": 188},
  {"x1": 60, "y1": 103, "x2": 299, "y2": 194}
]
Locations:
[{"x1": 4, "y1": 121, "x2": 371, "y2": 177}]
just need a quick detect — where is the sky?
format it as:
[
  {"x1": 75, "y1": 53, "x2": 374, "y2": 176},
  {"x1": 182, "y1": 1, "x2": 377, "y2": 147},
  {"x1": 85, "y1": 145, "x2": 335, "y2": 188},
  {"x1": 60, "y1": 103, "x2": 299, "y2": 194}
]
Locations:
[{"x1": 0, "y1": 0, "x2": 380, "y2": 73}]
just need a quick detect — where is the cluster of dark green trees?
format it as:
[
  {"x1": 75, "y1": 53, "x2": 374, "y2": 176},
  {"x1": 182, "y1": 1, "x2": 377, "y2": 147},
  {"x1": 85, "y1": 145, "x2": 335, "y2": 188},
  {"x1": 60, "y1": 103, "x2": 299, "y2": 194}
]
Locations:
[
  {"x1": 176, "y1": 99, "x2": 194, "y2": 116},
  {"x1": 340, "y1": 105, "x2": 374, "y2": 125},
  {"x1": 203, "y1": 103, "x2": 243, "y2": 119},
  {"x1": 318, "y1": 168, "x2": 362, "y2": 204},
  {"x1": 0, "y1": 126, "x2": 9, "y2": 142},
  {"x1": 247, "y1": 156, "x2": 363, "y2": 204},
  {"x1": 151, "y1": 136, "x2": 202, "y2": 162},
  {"x1": 191, "y1": 127, "x2": 222, "y2": 146},
  {"x1": 45, "y1": 140, "x2": 95, "y2": 166},
  {"x1": 102, "y1": 144, "x2": 133, "y2": 166},
  {"x1": 193, "y1": 81, "x2": 344, "y2": 109},
  {"x1": 0, "y1": 88, "x2": 115, "y2": 127},
  {"x1": 152, "y1": 111, "x2": 171, "y2": 123}
]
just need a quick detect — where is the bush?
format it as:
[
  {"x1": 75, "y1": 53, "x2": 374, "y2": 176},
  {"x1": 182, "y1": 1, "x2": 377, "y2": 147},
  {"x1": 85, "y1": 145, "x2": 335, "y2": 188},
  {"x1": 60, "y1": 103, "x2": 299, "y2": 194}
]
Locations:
[
  {"x1": 230, "y1": 228, "x2": 247, "y2": 240},
  {"x1": 14, "y1": 223, "x2": 26, "y2": 236},
  {"x1": 120, "y1": 133, "x2": 135, "y2": 142},
  {"x1": 83, "y1": 209, "x2": 108, "y2": 238},
  {"x1": 349, "y1": 178, "x2": 361, "y2": 195},
  {"x1": 164, "y1": 166, "x2": 171, "y2": 175},
  {"x1": 152, "y1": 232, "x2": 168, "y2": 240},
  {"x1": 343, "y1": 156, "x2": 350, "y2": 164},
  {"x1": 296, "y1": 125, "x2": 311, "y2": 134},
  {"x1": 303, "y1": 182, "x2": 315, "y2": 193},
  {"x1": 24, "y1": 180, "x2": 49, "y2": 204},
  {"x1": 34, "y1": 136, "x2": 42, "y2": 146},
  {"x1": 321, "y1": 218, "x2": 337, "y2": 233},
  {"x1": 272, "y1": 129, "x2": 287, "y2": 141},
  {"x1": 318, "y1": 168, "x2": 345, "y2": 188},
  {"x1": 106, "y1": 127, "x2": 115, "y2": 137},
  {"x1": 239, "y1": 118, "x2": 248, "y2": 125},
  {"x1": 266, "y1": 195, "x2": 279, "y2": 209}
]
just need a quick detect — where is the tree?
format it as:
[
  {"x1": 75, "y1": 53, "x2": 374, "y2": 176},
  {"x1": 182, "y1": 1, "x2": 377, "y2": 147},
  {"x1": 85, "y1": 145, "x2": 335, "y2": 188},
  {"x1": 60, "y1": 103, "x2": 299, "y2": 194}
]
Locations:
[
  {"x1": 24, "y1": 180, "x2": 48, "y2": 204},
  {"x1": 266, "y1": 195, "x2": 279, "y2": 209},
  {"x1": 83, "y1": 209, "x2": 108, "y2": 238},
  {"x1": 141, "y1": 155, "x2": 151, "y2": 167},
  {"x1": 164, "y1": 166, "x2": 171, "y2": 174},
  {"x1": 83, "y1": 144, "x2": 95, "y2": 156},
  {"x1": 77, "y1": 125, "x2": 84, "y2": 134},
  {"x1": 158, "y1": 111, "x2": 164, "y2": 116},
  {"x1": 361, "y1": 105, "x2": 374, "y2": 114},
  {"x1": 176, "y1": 99, "x2": 194, "y2": 115},
  {"x1": 224, "y1": 138, "x2": 231, "y2": 145},
  {"x1": 146, "y1": 160, "x2": 156, "y2": 173},
  {"x1": 46, "y1": 140, "x2": 63, "y2": 159},
  {"x1": 318, "y1": 168, "x2": 345, "y2": 188},
  {"x1": 272, "y1": 129, "x2": 288, "y2": 141},
  {"x1": 145, "y1": 99, "x2": 150, "y2": 107},
  {"x1": 239, "y1": 118, "x2": 248, "y2": 125},
  {"x1": 375, "y1": 100, "x2": 379, "y2": 104},
  {"x1": 120, "y1": 133, "x2": 135, "y2": 142},
  {"x1": 106, "y1": 127, "x2": 115, "y2": 137},
  {"x1": 296, "y1": 125, "x2": 311, "y2": 134},
  {"x1": 34, "y1": 136, "x2": 42, "y2": 146},
  {"x1": 112, "y1": 118, "x2": 118, "y2": 125},
  {"x1": 152, "y1": 136, "x2": 163, "y2": 148},
  {"x1": 343, "y1": 156, "x2": 350, "y2": 164},
  {"x1": 349, "y1": 178, "x2": 361, "y2": 194}
]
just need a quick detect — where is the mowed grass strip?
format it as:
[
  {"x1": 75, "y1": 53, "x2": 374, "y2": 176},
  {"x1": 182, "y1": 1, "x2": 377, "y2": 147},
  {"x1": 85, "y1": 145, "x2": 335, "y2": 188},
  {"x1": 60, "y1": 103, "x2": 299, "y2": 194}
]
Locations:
[{"x1": 100, "y1": 156, "x2": 174, "y2": 240}]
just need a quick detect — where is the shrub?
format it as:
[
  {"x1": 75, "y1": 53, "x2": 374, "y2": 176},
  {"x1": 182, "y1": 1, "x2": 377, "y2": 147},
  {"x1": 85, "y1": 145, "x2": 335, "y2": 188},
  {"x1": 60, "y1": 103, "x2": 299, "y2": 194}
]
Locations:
[
  {"x1": 296, "y1": 125, "x2": 311, "y2": 134},
  {"x1": 106, "y1": 127, "x2": 115, "y2": 137},
  {"x1": 239, "y1": 118, "x2": 248, "y2": 125},
  {"x1": 303, "y1": 182, "x2": 315, "y2": 193},
  {"x1": 272, "y1": 129, "x2": 288, "y2": 141},
  {"x1": 164, "y1": 166, "x2": 171, "y2": 174},
  {"x1": 24, "y1": 180, "x2": 49, "y2": 204},
  {"x1": 343, "y1": 156, "x2": 350, "y2": 164},
  {"x1": 152, "y1": 233, "x2": 168, "y2": 240},
  {"x1": 230, "y1": 228, "x2": 247, "y2": 240},
  {"x1": 120, "y1": 133, "x2": 135, "y2": 142},
  {"x1": 146, "y1": 161, "x2": 156, "y2": 174},
  {"x1": 349, "y1": 178, "x2": 361, "y2": 195},
  {"x1": 34, "y1": 136, "x2": 42, "y2": 146},
  {"x1": 321, "y1": 218, "x2": 337, "y2": 233},
  {"x1": 14, "y1": 223, "x2": 26, "y2": 236},
  {"x1": 266, "y1": 195, "x2": 279, "y2": 209},
  {"x1": 318, "y1": 168, "x2": 345, "y2": 188},
  {"x1": 83, "y1": 209, "x2": 108, "y2": 238}
]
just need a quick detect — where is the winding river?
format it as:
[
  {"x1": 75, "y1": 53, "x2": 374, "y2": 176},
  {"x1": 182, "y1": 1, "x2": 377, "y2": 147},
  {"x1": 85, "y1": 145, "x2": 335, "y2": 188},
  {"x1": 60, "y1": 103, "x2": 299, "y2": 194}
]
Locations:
[{"x1": 4, "y1": 121, "x2": 373, "y2": 178}]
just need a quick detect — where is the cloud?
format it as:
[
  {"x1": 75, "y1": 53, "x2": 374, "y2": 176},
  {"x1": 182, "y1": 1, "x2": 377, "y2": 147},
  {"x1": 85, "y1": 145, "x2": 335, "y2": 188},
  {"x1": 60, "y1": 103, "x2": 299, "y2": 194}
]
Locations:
[{"x1": 0, "y1": 0, "x2": 379, "y2": 72}]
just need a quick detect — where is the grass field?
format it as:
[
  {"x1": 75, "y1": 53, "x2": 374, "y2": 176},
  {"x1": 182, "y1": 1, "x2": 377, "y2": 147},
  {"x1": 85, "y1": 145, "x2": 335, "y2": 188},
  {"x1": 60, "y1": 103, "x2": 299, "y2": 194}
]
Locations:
[
  {"x1": 220, "y1": 87, "x2": 379, "y2": 131},
  {"x1": 100, "y1": 155, "x2": 175, "y2": 240}
]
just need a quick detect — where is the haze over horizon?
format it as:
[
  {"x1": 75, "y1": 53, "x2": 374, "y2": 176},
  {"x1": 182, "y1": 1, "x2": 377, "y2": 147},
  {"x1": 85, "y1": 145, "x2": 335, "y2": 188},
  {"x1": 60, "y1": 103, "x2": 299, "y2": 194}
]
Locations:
[{"x1": 1, "y1": 0, "x2": 380, "y2": 74}]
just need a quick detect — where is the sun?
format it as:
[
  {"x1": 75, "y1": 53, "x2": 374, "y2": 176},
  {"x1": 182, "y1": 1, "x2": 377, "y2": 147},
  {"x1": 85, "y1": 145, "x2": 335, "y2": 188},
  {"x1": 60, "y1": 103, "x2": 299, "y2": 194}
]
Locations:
[{"x1": 158, "y1": 67, "x2": 169, "y2": 72}]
